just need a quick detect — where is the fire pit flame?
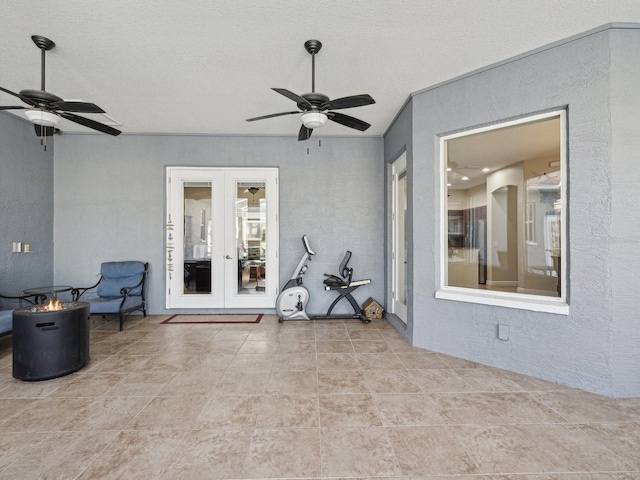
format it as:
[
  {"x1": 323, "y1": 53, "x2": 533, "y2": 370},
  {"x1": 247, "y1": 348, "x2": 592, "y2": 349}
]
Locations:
[{"x1": 45, "y1": 298, "x2": 62, "y2": 311}]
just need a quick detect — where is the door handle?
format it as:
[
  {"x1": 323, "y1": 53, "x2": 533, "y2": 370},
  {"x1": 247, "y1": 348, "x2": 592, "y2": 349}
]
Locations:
[{"x1": 225, "y1": 255, "x2": 233, "y2": 260}]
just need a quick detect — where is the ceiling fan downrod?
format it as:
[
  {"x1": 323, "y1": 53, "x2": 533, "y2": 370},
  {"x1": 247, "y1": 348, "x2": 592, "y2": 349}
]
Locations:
[
  {"x1": 304, "y1": 40, "x2": 322, "y2": 94},
  {"x1": 31, "y1": 35, "x2": 56, "y2": 91}
]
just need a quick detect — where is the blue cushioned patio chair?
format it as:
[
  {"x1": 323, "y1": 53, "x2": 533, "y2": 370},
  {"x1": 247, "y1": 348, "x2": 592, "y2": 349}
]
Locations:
[
  {"x1": 0, "y1": 292, "x2": 46, "y2": 336},
  {"x1": 72, "y1": 261, "x2": 148, "y2": 331}
]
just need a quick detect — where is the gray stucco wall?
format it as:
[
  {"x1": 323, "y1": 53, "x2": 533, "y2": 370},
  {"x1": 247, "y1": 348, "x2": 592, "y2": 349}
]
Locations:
[
  {"x1": 0, "y1": 113, "x2": 54, "y2": 296},
  {"x1": 386, "y1": 24, "x2": 640, "y2": 397},
  {"x1": 383, "y1": 100, "x2": 414, "y2": 340},
  {"x1": 53, "y1": 134, "x2": 384, "y2": 316}
]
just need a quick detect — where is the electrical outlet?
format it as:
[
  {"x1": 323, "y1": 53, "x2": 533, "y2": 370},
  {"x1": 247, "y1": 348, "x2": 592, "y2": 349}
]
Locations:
[
  {"x1": 12, "y1": 242, "x2": 22, "y2": 253},
  {"x1": 24, "y1": 244, "x2": 30, "y2": 253}
]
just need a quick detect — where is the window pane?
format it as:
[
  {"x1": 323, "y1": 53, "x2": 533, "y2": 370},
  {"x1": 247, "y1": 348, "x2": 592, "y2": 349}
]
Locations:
[
  {"x1": 235, "y1": 182, "x2": 266, "y2": 295},
  {"x1": 444, "y1": 114, "x2": 563, "y2": 298},
  {"x1": 183, "y1": 182, "x2": 212, "y2": 294}
]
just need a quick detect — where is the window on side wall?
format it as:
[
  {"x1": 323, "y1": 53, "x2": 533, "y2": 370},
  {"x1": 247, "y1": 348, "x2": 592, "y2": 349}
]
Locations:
[{"x1": 437, "y1": 110, "x2": 568, "y2": 315}]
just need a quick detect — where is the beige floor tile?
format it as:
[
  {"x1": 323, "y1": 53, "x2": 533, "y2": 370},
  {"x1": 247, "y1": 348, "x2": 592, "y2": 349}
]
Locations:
[
  {"x1": 237, "y1": 339, "x2": 279, "y2": 354},
  {"x1": 0, "y1": 430, "x2": 119, "y2": 479},
  {"x1": 316, "y1": 340, "x2": 355, "y2": 354},
  {"x1": 77, "y1": 430, "x2": 186, "y2": 479},
  {"x1": 157, "y1": 368, "x2": 222, "y2": 396},
  {"x1": 520, "y1": 423, "x2": 636, "y2": 472},
  {"x1": 479, "y1": 392, "x2": 568, "y2": 423},
  {"x1": 373, "y1": 393, "x2": 446, "y2": 426},
  {"x1": 103, "y1": 372, "x2": 173, "y2": 396},
  {"x1": 227, "y1": 353, "x2": 275, "y2": 372},
  {"x1": 356, "y1": 352, "x2": 406, "y2": 370},
  {"x1": 160, "y1": 428, "x2": 252, "y2": 479},
  {"x1": 276, "y1": 340, "x2": 316, "y2": 354},
  {"x1": 427, "y1": 392, "x2": 505, "y2": 425},
  {"x1": 352, "y1": 340, "x2": 394, "y2": 353},
  {"x1": 454, "y1": 367, "x2": 527, "y2": 392},
  {"x1": 386, "y1": 425, "x2": 479, "y2": 476},
  {"x1": 582, "y1": 422, "x2": 640, "y2": 469},
  {"x1": 317, "y1": 369, "x2": 370, "y2": 393},
  {"x1": 273, "y1": 352, "x2": 317, "y2": 371},
  {"x1": 215, "y1": 370, "x2": 269, "y2": 394},
  {"x1": 319, "y1": 393, "x2": 382, "y2": 427},
  {"x1": 128, "y1": 394, "x2": 209, "y2": 430},
  {"x1": 0, "y1": 431, "x2": 50, "y2": 472},
  {"x1": 348, "y1": 328, "x2": 385, "y2": 341},
  {"x1": 61, "y1": 395, "x2": 152, "y2": 430},
  {"x1": 397, "y1": 352, "x2": 448, "y2": 369},
  {"x1": 363, "y1": 369, "x2": 422, "y2": 393},
  {"x1": 450, "y1": 424, "x2": 557, "y2": 474},
  {"x1": 241, "y1": 427, "x2": 321, "y2": 478},
  {"x1": 317, "y1": 352, "x2": 360, "y2": 370},
  {"x1": 256, "y1": 394, "x2": 319, "y2": 427},
  {"x1": 533, "y1": 390, "x2": 640, "y2": 423},
  {"x1": 320, "y1": 426, "x2": 401, "y2": 477},
  {"x1": 196, "y1": 394, "x2": 263, "y2": 428},
  {"x1": 50, "y1": 372, "x2": 128, "y2": 397},
  {"x1": 266, "y1": 370, "x2": 318, "y2": 394},
  {"x1": 409, "y1": 368, "x2": 474, "y2": 393},
  {"x1": 315, "y1": 328, "x2": 351, "y2": 341},
  {"x1": 436, "y1": 353, "x2": 486, "y2": 369},
  {"x1": 0, "y1": 397, "x2": 93, "y2": 432},
  {"x1": 84, "y1": 354, "x2": 155, "y2": 373}
]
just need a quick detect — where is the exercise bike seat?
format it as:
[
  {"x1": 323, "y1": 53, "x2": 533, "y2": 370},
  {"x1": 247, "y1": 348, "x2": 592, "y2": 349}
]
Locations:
[{"x1": 323, "y1": 251, "x2": 371, "y2": 289}]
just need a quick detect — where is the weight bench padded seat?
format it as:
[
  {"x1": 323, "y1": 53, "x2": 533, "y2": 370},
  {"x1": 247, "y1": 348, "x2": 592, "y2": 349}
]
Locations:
[{"x1": 72, "y1": 261, "x2": 148, "y2": 331}]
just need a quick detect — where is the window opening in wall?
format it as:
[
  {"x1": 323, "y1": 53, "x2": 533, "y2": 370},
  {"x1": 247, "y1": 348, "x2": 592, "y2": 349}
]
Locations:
[{"x1": 439, "y1": 110, "x2": 567, "y2": 313}]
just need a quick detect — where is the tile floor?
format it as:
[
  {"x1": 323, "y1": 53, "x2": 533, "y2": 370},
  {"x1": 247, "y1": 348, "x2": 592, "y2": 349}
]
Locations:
[{"x1": 0, "y1": 314, "x2": 639, "y2": 479}]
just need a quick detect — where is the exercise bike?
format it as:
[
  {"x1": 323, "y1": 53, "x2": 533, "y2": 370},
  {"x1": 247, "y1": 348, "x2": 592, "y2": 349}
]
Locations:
[{"x1": 276, "y1": 235, "x2": 371, "y2": 323}]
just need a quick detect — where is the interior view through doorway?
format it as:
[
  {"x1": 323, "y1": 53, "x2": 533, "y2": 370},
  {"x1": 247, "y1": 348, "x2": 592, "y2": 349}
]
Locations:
[{"x1": 166, "y1": 167, "x2": 278, "y2": 310}]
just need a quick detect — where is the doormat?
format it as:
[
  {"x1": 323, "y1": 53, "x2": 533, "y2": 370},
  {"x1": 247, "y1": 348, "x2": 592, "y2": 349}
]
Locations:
[{"x1": 161, "y1": 314, "x2": 263, "y2": 324}]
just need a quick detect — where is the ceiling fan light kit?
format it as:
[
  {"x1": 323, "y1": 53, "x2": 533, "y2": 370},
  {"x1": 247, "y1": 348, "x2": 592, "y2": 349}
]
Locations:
[
  {"x1": 246, "y1": 39, "x2": 375, "y2": 141},
  {"x1": 301, "y1": 111, "x2": 327, "y2": 129},
  {"x1": 24, "y1": 109, "x2": 61, "y2": 127}
]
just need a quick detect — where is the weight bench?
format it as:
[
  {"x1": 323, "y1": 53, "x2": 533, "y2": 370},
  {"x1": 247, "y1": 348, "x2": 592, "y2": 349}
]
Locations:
[{"x1": 321, "y1": 251, "x2": 371, "y2": 323}]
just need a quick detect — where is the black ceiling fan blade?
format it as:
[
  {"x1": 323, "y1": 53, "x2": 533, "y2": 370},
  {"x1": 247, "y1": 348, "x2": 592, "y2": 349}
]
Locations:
[
  {"x1": 0, "y1": 106, "x2": 25, "y2": 110},
  {"x1": 246, "y1": 111, "x2": 300, "y2": 122},
  {"x1": 50, "y1": 101, "x2": 105, "y2": 114},
  {"x1": 272, "y1": 88, "x2": 313, "y2": 109},
  {"x1": 0, "y1": 86, "x2": 37, "y2": 106},
  {"x1": 298, "y1": 124, "x2": 313, "y2": 141},
  {"x1": 33, "y1": 124, "x2": 57, "y2": 137},
  {"x1": 58, "y1": 112, "x2": 121, "y2": 136},
  {"x1": 327, "y1": 112, "x2": 371, "y2": 131},
  {"x1": 324, "y1": 94, "x2": 375, "y2": 111}
]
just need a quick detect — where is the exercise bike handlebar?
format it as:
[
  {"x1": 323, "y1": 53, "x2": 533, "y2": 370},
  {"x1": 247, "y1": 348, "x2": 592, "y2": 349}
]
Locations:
[{"x1": 302, "y1": 235, "x2": 315, "y2": 256}]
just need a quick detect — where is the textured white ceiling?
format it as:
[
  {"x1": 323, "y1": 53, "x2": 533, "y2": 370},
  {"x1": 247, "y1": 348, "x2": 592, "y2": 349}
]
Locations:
[{"x1": 1, "y1": 1, "x2": 639, "y2": 138}]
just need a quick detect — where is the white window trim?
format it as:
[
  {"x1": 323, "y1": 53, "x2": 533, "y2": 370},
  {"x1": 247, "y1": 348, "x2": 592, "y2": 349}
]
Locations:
[{"x1": 436, "y1": 110, "x2": 568, "y2": 315}]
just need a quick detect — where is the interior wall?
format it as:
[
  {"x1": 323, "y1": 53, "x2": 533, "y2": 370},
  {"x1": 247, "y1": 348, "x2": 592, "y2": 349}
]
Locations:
[
  {"x1": 394, "y1": 24, "x2": 640, "y2": 397},
  {"x1": 0, "y1": 114, "x2": 54, "y2": 296},
  {"x1": 52, "y1": 134, "x2": 384, "y2": 316}
]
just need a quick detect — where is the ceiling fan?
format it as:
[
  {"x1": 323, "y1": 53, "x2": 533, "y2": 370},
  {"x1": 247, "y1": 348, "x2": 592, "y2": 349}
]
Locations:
[
  {"x1": 246, "y1": 40, "x2": 375, "y2": 141},
  {"x1": 0, "y1": 35, "x2": 121, "y2": 143}
]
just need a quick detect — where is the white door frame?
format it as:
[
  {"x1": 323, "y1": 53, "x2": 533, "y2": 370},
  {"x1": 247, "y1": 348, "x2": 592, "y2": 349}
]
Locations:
[
  {"x1": 165, "y1": 167, "x2": 278, "y2": 309},
  {"x1": 391, "y1": 153, "x2": 408, "y2": 323}
]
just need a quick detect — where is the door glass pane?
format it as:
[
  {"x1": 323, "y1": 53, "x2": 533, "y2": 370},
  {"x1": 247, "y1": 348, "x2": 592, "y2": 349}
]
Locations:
[
  {"x1": 183, "y1": 181, "x2": 212, "y2": 294},
  {"x1": 235, "y1": 181, "x2": 266, "y2": 295}
]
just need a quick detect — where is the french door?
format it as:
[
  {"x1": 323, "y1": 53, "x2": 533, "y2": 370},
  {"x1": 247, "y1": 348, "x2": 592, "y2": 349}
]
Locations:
[
  {"x1": 166, "y1": 167, "x2": 278, "y2": 309},
  {"x1": 391, "y1": 154, "x2": 408, "y2": 323}
]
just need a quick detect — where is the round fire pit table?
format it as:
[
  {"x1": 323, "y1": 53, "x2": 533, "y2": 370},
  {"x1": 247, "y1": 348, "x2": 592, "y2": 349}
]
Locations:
[{"x1": 13, "y1": 301, "x2": 90, "y2": 381}]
